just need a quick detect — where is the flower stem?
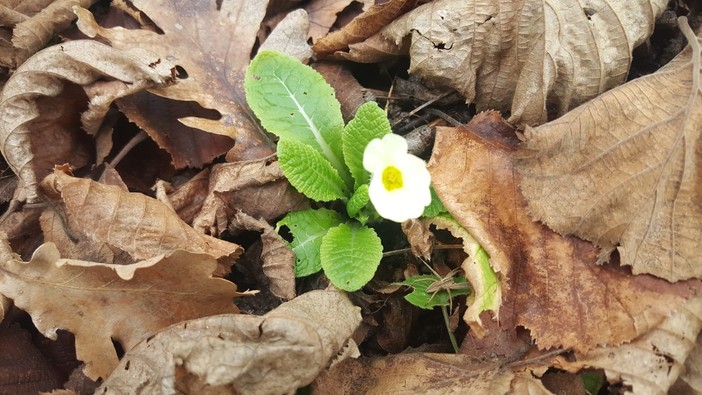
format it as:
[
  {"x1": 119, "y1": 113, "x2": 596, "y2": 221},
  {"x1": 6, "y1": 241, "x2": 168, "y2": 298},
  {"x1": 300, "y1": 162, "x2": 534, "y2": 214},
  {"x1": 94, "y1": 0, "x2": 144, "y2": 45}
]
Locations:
[{"x1": 441, "y1": 305, "x2": 459, "y2": 353}]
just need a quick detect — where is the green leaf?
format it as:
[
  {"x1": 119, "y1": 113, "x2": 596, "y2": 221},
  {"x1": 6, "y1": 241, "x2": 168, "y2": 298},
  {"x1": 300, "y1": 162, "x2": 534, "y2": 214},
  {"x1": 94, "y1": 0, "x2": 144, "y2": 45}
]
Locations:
[
  {"x1": 342, "y1": 101, "x2": 391, "y2": 187},
  {"x1": 399, "y1": 274, "x2": 470, "y2": 310},
  {"x1": 278, "y1": 139, "x2": 349, "y2": 201},
  {"x1": 320, "y1": 223, "x2": 383, "y2": 291},
  {"x1": 277, "y1": 208, "x2": 343, "y2": 277},
  {"x1": 422, "y1": 187, "x2": 448, "y2": 217},
  {"x1": 346, "y1": 184, "x2": 370, "y2": 219},
  {"x1": 245, "y1": 50, "x2": 350, "y2": 185}
]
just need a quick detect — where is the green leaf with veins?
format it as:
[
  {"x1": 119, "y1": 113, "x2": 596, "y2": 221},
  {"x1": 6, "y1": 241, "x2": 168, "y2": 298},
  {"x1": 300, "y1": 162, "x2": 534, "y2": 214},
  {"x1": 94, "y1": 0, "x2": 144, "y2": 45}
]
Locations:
[
  {"x1": 342, "y1": 101, "x2": 391, "y2": 188},
  {"x1": 277, "y1": 208, "x2": 343, "y2": 277},
  {"x1": 277, "y1": 139, "x2": 349, "y2": 202},
  {"x1": 321, "y1": 222, "x2": 383, "y2": 291},
  {"x1": 245, "y1": 50, "x2": 351, "y2": 187},
  {"x1": 399, "y1": 274, "x2": 470, "y2": 310}
]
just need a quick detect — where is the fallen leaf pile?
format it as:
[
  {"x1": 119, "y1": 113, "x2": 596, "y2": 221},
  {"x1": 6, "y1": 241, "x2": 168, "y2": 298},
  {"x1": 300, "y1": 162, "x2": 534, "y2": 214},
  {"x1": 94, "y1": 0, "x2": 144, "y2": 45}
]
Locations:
[{"x1": 0, "y1": 1, "x2": 701, "y2": 394}]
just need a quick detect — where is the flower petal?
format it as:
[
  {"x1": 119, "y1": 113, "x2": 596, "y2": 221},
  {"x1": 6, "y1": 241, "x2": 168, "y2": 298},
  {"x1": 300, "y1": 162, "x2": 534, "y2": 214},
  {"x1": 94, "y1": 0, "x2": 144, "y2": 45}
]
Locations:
[{"x1": 363, "y1": 137, "x2": 389, "y2": 172}]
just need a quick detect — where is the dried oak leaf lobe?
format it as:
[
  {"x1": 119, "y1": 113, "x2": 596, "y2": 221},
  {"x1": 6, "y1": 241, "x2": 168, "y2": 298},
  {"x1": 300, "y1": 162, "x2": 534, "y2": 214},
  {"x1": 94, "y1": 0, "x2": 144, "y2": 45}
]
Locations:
[
  {"x1": 429, "y1": 112, "x2": 699, "y2": 352},
  {"x1": 74, "y1": 1, "x2": 274, "y2": 166},
  {"x1": 516, "y1": 19, "x2": 702, "y2": 282},
  {"x1": 0, "y1": 236, "x2": 240, "y2": 381},
  {"x1": 41, "y1": 170, "x2": 242, "y2": 271},
  {"x1": 97, "y1": 291, "x2": 361, "y2": 395},
  {"x1": 0, "y1": 40, "x2": 174, "y2": 202},
  {"x1": 382, "y1": 0, "x2": 668, "y2": 125}
]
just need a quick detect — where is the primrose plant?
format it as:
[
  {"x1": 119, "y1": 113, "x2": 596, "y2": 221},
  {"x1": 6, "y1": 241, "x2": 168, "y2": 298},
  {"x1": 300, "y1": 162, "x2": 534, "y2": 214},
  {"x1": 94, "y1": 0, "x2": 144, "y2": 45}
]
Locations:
[{"x1": 244, "y1": 51, "x2": 442, "y2": 292}]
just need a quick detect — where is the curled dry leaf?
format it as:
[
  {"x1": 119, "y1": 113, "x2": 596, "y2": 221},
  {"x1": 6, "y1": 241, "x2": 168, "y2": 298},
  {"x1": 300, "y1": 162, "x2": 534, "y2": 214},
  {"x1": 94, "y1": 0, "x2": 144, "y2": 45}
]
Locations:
[
  {"x1": 0, "y1": 235, "x2": 240, "y2": 381},
  {"x1": 313, "y1": 0, "x2": 417, "y2": 55},
  {"x1": 260, "y1": 9, "x2": 312, "y2": 62},
  {"x1": 193, "y1": 157, "x2": 307, "y2": 236},
  {"x1": 304, "y1": 0, "x2": 358, "y2": 41},
  {"x1": 0, "y1": 39, "x2": 175, "y2": 202},
  {"x1": 74, "y1": 2, "x2": 275, "y2": 166},
  {"x1": 382, "y1": 0, "x2": 668, "y2": 125},
  {"x1": 557, "y1": 295, "x2": 702, "y2": 395},
  {"x1": 97, "y1": 290, "x2": 361, "y2": 395},
  {"x1": 429, "y1": 112, "x2": 700, "y2": 353},
  {"x1": 0, "y1": 0, "x2": 96, "y2": 68},
  {"x1": 230, "y1": 211, "x2": 296, "y2": 301},
  {"x1": 40, "y1": 170, "x2": 242, "y2": 273},
  {"x1": 516, "y1": 19, "x2": 702, "y2": 282}
]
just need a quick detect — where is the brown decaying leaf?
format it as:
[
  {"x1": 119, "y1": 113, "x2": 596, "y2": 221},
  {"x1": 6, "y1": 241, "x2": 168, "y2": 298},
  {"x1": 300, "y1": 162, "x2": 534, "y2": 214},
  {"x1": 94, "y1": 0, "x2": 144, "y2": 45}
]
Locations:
[
  {"x1": 304, "y1": 0, "x2": 357, "y2": 41},
  {"x1": 558, "y1": 295, "x2": 702, "y2": 395},
  {"x1": 516, "y1": 19, "x2": 702, "y2": 282},
  {"x1": 0, "y1": 39, "x2": 175, "y2": 203},
  {"x1": 259, "y1": 8, "x2": 312, "y2": 62},
  {"x1": 429, "y1": 112, "x2": 701, "y2": 353},
  {"x1": 0, "y1": 325, "x2": 62, "y2": 394},
  {"x1": 314, "y1": 61, "x2": 367, "y2": 121},
  {"x1": 161, "y1": 168, "x2": 210, "y2": 225},
  {"x1": 382, "y1": 0, "x2": 668, "y2": 125},
  {"x1": 74, "y1": 2, "x2": 276, "y2": 166},
  {"x1": 0, "y1": 0, "x2": 96, "y2": 68},
  {"x1": 401, "y1": 218, "x2": 433, "y2": 261},
  {"x1": 40, "y1": 170, "x2": 242, "y2": 272},
  {"x1": 194, "y1": 157, "x2": 308, "y2": 236},
  {"x1": 96, "y1": 290, "x2": 361, "y2": 394},
  {"x1": 230, "y1": 211, "x2": 296, "y2": 301},
  {"x1": 313, "y1": 0, "x2": 417, "y2": 55},
  {"x1": 336, "y1": 31, "x2": 407, "y2": 63},
  {"x1": 0, "y1": 235, "x2": 240, "y2": 381}
]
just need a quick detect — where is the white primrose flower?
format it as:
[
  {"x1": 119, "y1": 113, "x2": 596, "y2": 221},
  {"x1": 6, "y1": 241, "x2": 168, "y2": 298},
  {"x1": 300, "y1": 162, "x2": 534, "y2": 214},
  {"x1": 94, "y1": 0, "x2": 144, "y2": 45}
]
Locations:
[{"x1": 363, "y1": 133, "x2": 432, "y2": 223}]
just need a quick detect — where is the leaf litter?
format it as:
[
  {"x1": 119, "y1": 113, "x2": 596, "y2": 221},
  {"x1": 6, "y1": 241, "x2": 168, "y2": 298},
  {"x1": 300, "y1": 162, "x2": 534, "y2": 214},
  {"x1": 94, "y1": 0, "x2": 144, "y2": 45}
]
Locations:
[{"x1": 0, "y1": 1, "x2": 700, "y2": 394}]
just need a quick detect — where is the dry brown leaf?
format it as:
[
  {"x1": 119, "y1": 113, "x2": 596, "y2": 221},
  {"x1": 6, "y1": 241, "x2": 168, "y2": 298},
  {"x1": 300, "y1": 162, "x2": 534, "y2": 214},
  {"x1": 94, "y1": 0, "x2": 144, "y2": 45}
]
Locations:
[
  {"x1": 401, "y1": 218, "x2": 433, "y2": 261},
  {"x1": 0, "y1": 325, "x2": 62, "y2": 394},
  {"x1": 161, "y1": 168, "x2": 210, "y2": 225},
  {"x1": 0, "y1": 235, "x2": 240, "y2": 380},
  {"x1": 0, "y1": 0, "x2": 95, "y2": 68},
  {"x1": 259, "y1": 8, "x2": 312, "y2": 62},
  {"x1": 305, "y1": 0, "x2": 357, "y2": 41},
  {"x1": 74, "y1": 2, "x2": 276, "y2": 166},
  {"x1": 193, "y1": 157, "x2": 307, "y2": 236},
  {"x1": 383, "y1": 0, "x2": 668, "y2": 125},
  {"x1": 516, "y1": 19, "x2": 702, "y2": 282},
  {"x1": 97, "y1": 290, "x2": 361, "y2": 394},
  {"x1": 312, "y1": 352, "x2": 563, "y2": 394},
  {"x1": 429, "y1": 112, "x2": 700, "y2": 353},
  {"x1": 557, "y1": 295, "x2": 702, "y2": 395},
  {"x1": 0, "y1": 39, "x2": 175, "y2": 203},
  {"x1": 313, "y1": 0, "x2": 417, "y2": 55},
  {"x1": 230, "y1": 211, "x2": 296, "y2": 301},
  {"x1": 676, "y1": 331, "x2": 702, "y2": 393},
  {"x1": 40, "y1": 170, "x2": 242, "y2": 272},
  {"x1": 337, "y1": 32, "x2": 407, "y2": 63},
  {"x1": 314, "y1": 61, "x2": 367, "y2": 121}
]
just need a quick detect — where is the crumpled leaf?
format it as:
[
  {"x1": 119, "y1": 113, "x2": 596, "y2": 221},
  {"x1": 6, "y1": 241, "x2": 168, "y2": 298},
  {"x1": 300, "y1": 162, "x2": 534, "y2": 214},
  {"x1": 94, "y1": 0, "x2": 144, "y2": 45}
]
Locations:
[
  {"x1": 0, "y1": 39, "x2": 175, "y2": 202},
  {"x1": 74, "y1": 1, "x2": 275, "y2": 166},
  {"x1": 313, "y1": 351, "x2": 565, "y2": 394},
  {"x1": 382, "y1": 0, "x2": 668, "y2": 125},
  {"x1": 0, "y1": 235, "x2": 240, "y2": 381},
  {"x1": 230, "y1": 211, "x2": 296, "y2": 300},
  {"x1": 97, "y1": 290, "x2": 361, "y2": 395},
  {"x1": 516, "y1": 19, "x2": 702, "y2": 282},
  {"x1": 0, "y1": 0, "x2": 96, "y2": 68},
  {"x1": 676, "y1": 330, "x2": 702, "y2": 393},
  {"x1": 557, "y1": 295, "x2": 702, "y2": 395},
  {"x1": 429, "y1": 111, "x2": 700, "y2": 353},
  {"x1": 40, "y1": 170, "x2": 242, "y2": 272},
  {"x1": 313, "y1": 0, "x2": 417, "y2": 55},
  {"x1": 304, "y1": 0, "x2": 359, "y2": 41}
]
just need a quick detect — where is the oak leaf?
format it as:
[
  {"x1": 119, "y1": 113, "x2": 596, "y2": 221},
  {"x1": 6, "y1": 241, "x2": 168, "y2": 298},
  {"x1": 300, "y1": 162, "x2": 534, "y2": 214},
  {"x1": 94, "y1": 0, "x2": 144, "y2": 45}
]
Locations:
[
  {"x1": 97, "y1": 290, "x2": 361, "y2": 394},
  {"x1": 429, "y1": 112, "x2": 700, "y2": 353},
  {"x1": 74, "y1": 1, "x2": 276, "y2": 166},
  {"x1": 0, "y1": 236, "x2": 240, "y2": 381},
  {"x1": 40, "y1": 170, "x2": 242, "y2": 271},
  {"x1": 382, "y1": 0, "x2": 668, "y2": 125},
  {"x1": 516, "y1": 19, "x2": 702, "y2": 282},
  {"x1": 0, "y1": 40, "x2": 174, "y2": 202}
]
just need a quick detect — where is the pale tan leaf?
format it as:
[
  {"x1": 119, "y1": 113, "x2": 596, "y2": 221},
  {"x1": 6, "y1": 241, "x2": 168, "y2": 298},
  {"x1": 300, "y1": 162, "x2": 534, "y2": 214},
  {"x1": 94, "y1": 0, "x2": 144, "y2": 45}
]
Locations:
[
  {"x1": 0, "y1": 235, "x2": 240, "y2": 380},
  {"x1": 0, "y1": 0, "x2": 96, "y2": 68},
  {"x1": 40, "y1": 170, "x2": 242, "y2": 272},
  {"x1": 676, "y1": 332, "x2": 702, "y2": 393},
  {"x1": 313, "y1": 0, "x2": 417, "y2": 55},
  {"x1": 230, "y1": 211, "x2": 296, "y2": 301},
  {"x1": 429, "y1": 112, "x2": 700, "y2": 353},
  {"x1": 0, "y1": 40, "x2": 175, "y2": 202},
  {"x1": 337, "y1": 32, "x2": 406, "y2": 63},
  {"x1": 516, "y1": 19, "x2": 702, "y2": 282},
  {"x1": 74, "y1": 2, "x2": 276, "y2": 166},
  {"x1": 383, "y1": 0, "x2": 668, "y2": 125},
  {"x1": 558, "y1": 295, "x2": 702, "y2": 395},
  {"x1": 260, "y1": 9, "x2": 312, "y2": 62},
  {"x1": 97, "y1": 290, "x2": 361, "y2": 394}
]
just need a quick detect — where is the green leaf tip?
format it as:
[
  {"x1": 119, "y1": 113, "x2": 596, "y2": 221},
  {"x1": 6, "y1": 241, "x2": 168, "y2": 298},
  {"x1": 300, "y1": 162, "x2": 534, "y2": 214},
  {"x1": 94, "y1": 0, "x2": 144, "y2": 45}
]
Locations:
[
  {"x1": 343, "y1": 101, "x2": 391, "y2": 188},
  {"x1": 321, "y1": 222, "x2": 383, "y2": 292}
]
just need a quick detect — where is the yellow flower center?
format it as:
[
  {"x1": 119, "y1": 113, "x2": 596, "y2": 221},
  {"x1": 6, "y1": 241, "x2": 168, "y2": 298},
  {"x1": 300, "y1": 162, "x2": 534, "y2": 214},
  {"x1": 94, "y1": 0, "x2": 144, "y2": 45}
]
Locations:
[{"x1": 381, "y1": 166, "x2": 403, "y2": 191}]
